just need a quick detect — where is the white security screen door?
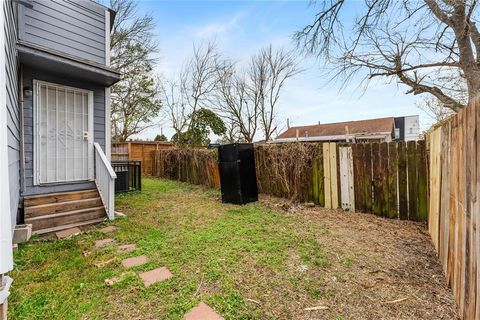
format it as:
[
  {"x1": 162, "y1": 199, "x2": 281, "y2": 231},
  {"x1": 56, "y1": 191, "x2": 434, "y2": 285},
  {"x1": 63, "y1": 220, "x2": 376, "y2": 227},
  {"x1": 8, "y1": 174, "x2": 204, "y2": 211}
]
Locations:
[{"x1": 34, "y1": 80, "x2": 94, "y2": 184}]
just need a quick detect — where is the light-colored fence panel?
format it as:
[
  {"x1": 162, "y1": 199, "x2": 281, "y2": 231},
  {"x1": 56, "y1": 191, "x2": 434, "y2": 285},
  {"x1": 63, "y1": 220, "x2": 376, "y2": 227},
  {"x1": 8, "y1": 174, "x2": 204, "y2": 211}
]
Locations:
[
  {"x1": 427, "y1": 98, "x2": 479, "y2": 320},
  {"x1": 429, "y1": 127, "x2": 442, "y2": 251},
  {"x1": 339, "y1": 146, "x2": 354, "y2": 211},
  {"x1": 112, "y1": 141, "x2": 174, "y2": 175},
  {"x1": 323, "y1": 142, "x2": 339, "y2": 209}
]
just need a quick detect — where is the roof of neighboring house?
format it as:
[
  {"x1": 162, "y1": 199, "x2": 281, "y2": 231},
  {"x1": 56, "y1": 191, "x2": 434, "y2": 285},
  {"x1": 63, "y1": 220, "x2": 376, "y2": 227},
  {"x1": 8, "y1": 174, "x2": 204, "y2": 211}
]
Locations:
[
  {"x1": 113, "y1": 141, "x2": 174, "y2": 146},
  {"x1": 276, "y1": 117, "x2": 395, "y2": 140}
]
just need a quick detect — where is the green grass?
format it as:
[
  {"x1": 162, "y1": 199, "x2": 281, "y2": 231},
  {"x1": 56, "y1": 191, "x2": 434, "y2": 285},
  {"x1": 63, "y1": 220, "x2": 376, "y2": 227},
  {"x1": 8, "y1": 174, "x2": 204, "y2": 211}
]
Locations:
[{"x1": 9, "y1": 178, "x2": 337, "y2": 320}]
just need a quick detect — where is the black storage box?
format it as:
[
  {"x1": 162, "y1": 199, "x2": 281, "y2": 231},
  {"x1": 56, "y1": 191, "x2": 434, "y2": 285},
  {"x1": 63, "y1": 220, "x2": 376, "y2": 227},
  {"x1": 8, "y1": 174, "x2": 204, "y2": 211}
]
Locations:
[{"x1": 218, "y1": 143, "x2": 258, "y2": 205}]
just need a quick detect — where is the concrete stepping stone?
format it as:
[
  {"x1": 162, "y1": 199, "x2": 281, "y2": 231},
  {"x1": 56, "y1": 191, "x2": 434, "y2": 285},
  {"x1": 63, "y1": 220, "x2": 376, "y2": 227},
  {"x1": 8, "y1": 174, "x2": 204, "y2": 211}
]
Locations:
[
  {"x1": 95, "y1": 238, "x2": 116, "y2": 249},
  {"x1": 56, "y1": 227, "x2": 81, "y2": 239},
  {"x1": 99, "y1": 226, "x2": 118, "y2": 234},
  {"x1": 139, "y1": 266, "x2": 173, "y2": 287},
  {"x1": 117, "y1": 244, "x2": 137, "y2": 253},
  {"x1": 121, "y1": 255, "x2": 148, "y2": 268},
  {"x1": 184, "y1": 302, "x2": 224, "y2": 320}
]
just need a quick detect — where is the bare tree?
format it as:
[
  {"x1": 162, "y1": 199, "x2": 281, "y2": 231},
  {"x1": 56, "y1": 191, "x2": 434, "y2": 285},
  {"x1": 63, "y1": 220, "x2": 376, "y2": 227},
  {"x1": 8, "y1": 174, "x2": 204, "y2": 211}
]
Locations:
[
  {"x1": 162, "y1": 41, "x2": 227, "y2": 145},
  {"x1": 213, "y1": 45, "x2": 299, "y2": 142},
  {"x1": 417, "y1": 96, "x2": 455, "y2": 122},
  {"x1": 250, "y1": 45, "x2": 300, "y2": 141},
  {"x1": 110, "y1": 0, "x2": 161, "y2": 141},
  {"x1": 160, "y1": 80, "x2": 188, "y2": 140},
  {"x1": 295, "y1": 0, "x2": 480, "y2": 112},
  {"x1": 181, "y1": 41, "x2": 222, "y2": 130},
  {"x1": 214, "y1": 62, "x2": 259, "y2": 142}
]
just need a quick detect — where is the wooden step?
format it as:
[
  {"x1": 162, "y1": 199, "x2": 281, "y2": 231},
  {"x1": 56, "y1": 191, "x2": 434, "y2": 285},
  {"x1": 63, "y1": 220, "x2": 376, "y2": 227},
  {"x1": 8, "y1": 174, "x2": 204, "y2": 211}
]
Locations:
[
  {"x1": 25, "y1": 206, "x2": 106, "y2": 231},
  {"x1": 33, "y1": 218, "x2": 107, "y2": 235},
  {"x1": 25, "y1": 197, "x2": 103, "y2": 218},
  {"x1": 24, "y1": 189, "x2": 99, "y2": 207}
]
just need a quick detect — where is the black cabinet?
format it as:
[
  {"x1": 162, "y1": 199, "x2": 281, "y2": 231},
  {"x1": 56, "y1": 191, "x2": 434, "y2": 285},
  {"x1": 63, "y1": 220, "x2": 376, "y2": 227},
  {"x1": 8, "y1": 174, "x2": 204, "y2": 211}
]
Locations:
[{"x1": 218, "y1": 143, "x2": 258, "y2": 204}]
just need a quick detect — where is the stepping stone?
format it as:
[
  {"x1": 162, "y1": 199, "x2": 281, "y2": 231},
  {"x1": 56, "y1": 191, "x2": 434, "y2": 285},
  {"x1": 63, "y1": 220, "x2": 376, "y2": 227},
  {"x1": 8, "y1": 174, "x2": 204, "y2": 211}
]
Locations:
[
  {"x1": 95, "y1": 238, "x2": 116, "y2": 249},
  {"x1": 56, "y1": 227, "x2": 82, "y2": 239},
  {"x1": 139, "y1": 266, "x2": 173, "y2": 287},
  {"x1": 99, "y1": 226, "x2": 118, "y2": 234},
  {"x1": 117, "y1": 244, "x2": 137, "y2": 253},
  {"x1": 121, "y1": 255, "x2": 148, "y2": 268},
  {"x1": 184, "y1": 302, "x2": 224, "y2": 320}
]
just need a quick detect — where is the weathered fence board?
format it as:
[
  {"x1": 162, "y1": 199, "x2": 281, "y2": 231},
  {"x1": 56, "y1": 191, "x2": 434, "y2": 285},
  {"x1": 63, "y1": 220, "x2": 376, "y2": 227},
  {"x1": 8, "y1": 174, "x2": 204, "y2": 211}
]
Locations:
[
  {"x1": 387, "y1": 143, "x2": 398, "y2": 219},
  {"x1": 417, "y1": 141, "x2": 428, "y2": 221},
  {"x1": 363, "y1": 143, "x2": 373, "y2": 214},
  {"x1": 397, "y1": 142, "x2": 409, "y2": 220},
  {"x1": 339, "y1": 146, "x2": 354, "y2": 211},
  {"x1": 407, "y1": 141, "x2": 418, "y2": 221},
  {"x1": 350, "y1": 140, "x2": 427, "y2": 221},
  {"x1": 428, "y1": 97, "x2": 480, "y2": 320},
  {"x1": 429, "y1": 127, "x2": 442, "y2": 251}
]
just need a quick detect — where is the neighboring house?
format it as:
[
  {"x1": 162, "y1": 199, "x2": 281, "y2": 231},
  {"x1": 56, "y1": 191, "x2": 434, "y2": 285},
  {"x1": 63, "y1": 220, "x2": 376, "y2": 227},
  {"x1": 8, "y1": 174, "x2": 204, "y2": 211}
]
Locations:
[
  {"x1": 275, "y1": 116, "x2": 420, "y2": 143},
  {"x1": 1, "y1": 0, "x2": 119, "y2": 312}
]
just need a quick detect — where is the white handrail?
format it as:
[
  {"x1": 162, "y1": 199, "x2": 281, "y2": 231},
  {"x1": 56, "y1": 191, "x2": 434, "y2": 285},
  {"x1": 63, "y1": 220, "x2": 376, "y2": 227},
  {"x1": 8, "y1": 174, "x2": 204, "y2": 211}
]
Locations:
[{"x1": 94, "y1": 143, "x2": 116, "y2": 220}]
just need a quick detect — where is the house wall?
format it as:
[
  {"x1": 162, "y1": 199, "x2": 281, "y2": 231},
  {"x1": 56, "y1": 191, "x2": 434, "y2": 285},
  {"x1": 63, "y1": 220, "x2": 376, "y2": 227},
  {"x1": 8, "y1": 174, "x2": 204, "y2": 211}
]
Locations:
[
  {"x1": 5, "y1": 0, "x2": 20, "y2": 232},
  {"x1": 22, "y1": 65, "x2": 106, "y2": 196},
  {"x1": 404, "y1": 115, "x2": 420, "y2": 141},
  {"x1": 1, "y1": 0, "x2": 17, "y2": 274},
  {"x1": 18, "y1": 0, "x2": 106, "y2": 65}
]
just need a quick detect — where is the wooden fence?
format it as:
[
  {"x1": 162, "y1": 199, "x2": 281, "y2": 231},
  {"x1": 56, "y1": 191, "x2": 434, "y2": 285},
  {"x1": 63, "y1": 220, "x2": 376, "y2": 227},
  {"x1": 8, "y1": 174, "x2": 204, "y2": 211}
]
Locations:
[
  {"x1": 151, "y1": 142, "x2": 428, "y2": 222},
  {"x1": 112, "y1": 141, "x2": 174, "y2": 175},
  {"x1": 152, "y1": 149, "x2": 220, "y2": 189},
  {"x1": 427, "y1": 99, "x2": 479, "y2": 320},
  {"x1": 351, "y1": 141, "x2": 428, "y2": 220}
]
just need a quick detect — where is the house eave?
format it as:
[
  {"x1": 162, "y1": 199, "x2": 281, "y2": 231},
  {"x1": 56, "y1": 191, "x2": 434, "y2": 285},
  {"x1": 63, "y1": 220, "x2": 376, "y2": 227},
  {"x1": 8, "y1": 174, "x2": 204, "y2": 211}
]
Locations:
[{"x1": 17, "y1": 41, "x2": 120, "y2": 86}]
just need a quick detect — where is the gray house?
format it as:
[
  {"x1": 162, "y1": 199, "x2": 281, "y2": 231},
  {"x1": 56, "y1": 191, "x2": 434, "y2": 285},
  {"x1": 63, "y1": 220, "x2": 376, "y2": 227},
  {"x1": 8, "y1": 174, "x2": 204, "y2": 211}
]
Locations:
[{"x1": 1, "y1": 0, "x2": 119, "y2": 312}]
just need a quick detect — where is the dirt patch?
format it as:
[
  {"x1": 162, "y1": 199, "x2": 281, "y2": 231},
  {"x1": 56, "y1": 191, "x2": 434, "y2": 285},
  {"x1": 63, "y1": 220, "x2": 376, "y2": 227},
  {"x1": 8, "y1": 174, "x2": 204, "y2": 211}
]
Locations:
[{"x1": 260, "y1": 194, "x2": 459, "y2": 319}]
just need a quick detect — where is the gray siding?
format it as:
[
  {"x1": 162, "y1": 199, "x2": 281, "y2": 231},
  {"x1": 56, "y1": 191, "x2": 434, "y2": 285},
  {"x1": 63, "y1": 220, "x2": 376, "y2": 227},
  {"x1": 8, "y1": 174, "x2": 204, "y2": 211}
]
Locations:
[
  {"x1": 5, "y1": 0, "x2": 20, "y2": 231},
  {"x1": 19, "y1": 0, "x2": 106, "y2": 65},
  {"x1": 22, "y1": 66, "x2": 106, "y2": 196}
]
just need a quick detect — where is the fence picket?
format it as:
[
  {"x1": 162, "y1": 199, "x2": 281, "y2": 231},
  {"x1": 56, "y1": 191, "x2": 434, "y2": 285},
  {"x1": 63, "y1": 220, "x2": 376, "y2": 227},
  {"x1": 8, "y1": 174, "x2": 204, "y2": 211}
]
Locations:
[
  {"x1": 407, "y1": 141, "x2": 418, "y2": 221},
  {"x1": 339, "y1": 146, "x2": 354, "y2": 211},
  {"x1": 371, "y1": 143, "x2": 381, "y2": 216},
  {"x1": 330, "y1": 142, "x2": 339, "y2": 209},
  {"x1": 379, "y1": 142, "x2": 389, "y2": 217},
  {"x1": 417, "y1": 141, "x2": 428, "y2": 221},
  {"x1": 363, "y1": 143, "x2": 373, "y2": 214},
  {"x1": 387, "y1": 142, "x2": 398, "y2": 219},
  {"x1": 397, "y1": 142, "x2": 409, "y2": 220}
]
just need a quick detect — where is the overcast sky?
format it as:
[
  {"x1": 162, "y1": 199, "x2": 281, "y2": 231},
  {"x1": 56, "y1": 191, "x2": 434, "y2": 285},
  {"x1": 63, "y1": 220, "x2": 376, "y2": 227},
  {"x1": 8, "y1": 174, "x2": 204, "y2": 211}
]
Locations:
[{"x1": 133, "y1": 0, "x2": 434, "y2": 141}]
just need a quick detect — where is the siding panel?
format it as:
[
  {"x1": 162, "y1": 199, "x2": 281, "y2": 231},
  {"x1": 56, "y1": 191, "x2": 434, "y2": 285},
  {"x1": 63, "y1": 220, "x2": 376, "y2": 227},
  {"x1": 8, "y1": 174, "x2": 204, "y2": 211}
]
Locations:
[
  {"x1": 19, "y1": 0, "x2": 106, "y2": 64},
  {"x1": 5, "y1": 0, "x2": 20, "y2": 231}
]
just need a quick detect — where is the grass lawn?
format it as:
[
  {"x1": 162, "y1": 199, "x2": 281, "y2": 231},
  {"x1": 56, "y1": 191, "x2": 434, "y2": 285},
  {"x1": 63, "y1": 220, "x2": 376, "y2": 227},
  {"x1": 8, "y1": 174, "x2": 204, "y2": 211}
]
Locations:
[{"x1": 9, "y1": 178, "x2": 458, "y2": 319}]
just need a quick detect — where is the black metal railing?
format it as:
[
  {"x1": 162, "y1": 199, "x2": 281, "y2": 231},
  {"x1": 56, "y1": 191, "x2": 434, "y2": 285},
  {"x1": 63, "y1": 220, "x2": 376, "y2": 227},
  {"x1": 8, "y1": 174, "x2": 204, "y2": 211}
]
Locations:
[{"x1": 111, "y1": 160, "x2": 142, "y2": 193}]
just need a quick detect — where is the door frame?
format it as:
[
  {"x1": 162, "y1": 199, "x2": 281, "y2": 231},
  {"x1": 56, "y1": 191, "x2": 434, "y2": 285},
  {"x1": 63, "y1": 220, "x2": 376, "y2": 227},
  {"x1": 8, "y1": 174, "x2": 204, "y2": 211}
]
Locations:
[{"x1": 33, "y1": 80, "x2": 94, "y2": 185}]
